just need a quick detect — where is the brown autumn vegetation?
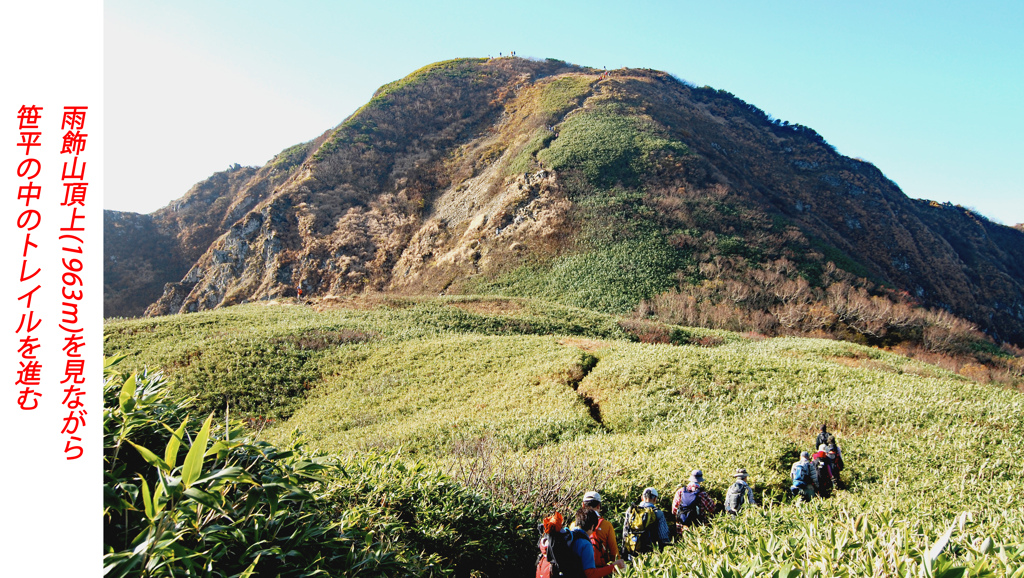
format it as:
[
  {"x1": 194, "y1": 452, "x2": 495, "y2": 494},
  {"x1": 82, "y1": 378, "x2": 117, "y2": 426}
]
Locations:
[{"x1": 635, "y1": 259, "x2": 1023, "y2": 387}]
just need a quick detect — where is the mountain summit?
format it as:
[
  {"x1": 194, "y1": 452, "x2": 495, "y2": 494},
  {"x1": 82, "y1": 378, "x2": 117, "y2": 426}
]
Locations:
[{"x1": 104, "y1": 57, "x2": 1024, "y2": 345}]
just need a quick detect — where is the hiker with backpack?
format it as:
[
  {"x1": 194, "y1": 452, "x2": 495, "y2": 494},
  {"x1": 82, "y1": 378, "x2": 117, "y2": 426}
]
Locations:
[
  {"x1": 672, "y1": 469, "x2": 716, "y2": 530},
  {"x1": 790, "y1": 451, "x2": 819, "y2": 501},
  {"x1": 827, "y1": 446, "x2": 843, "y2": 484},
  {"x1": 536, "y1": 510, "x2": 624, "y2": 578},
  {"x1": 815, "y1": 424, "x2": 836, "y2": 452},
  {"x1": 812, "y1": 445, "x2": 835, "y2": 498},
  {"x1": 723, "y1": 468, "x2": 758, "y2": 515},
  {"x1": 621, "y1": 488, "x2": 670, "y2": 560},
  {"x1": 573, "y1": 491, "x2": 620, "y2": 567},
  {"x1": 816, "y1": 424, "x2": 845, "y2": 479}
]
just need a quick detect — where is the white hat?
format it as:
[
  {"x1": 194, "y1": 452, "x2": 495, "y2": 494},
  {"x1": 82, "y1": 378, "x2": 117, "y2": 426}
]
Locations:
[
  {"x1": 643, "y1": 487, "x2": 659, "y2": 499},
  {"x1": 583, "y1": 491, "x2": 602, "y2": 503}
]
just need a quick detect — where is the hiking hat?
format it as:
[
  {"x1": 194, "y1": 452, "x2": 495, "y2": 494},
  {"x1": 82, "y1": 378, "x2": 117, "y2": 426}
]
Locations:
[
  {"x1": 643, "y1": 487, "x2": 659, "y2": 499},
  {"x1": 583, "y1": 491, "x2": 602, "y2": 503},
  {"x1": 689, "y1": 469, "x2": 704, "y2": 484},
  {"x1": 542, "y1": 511, "x2": 564, "y2": 533},
  {"x1": 818, "y1": 444, "x2": 829, "y2": 452},
  {"x1": 732, "y1": 468, "x2": 748, "y2": 478},
  {"x1": 801, "y1": 451, "x2": 811, "y2": 459}
]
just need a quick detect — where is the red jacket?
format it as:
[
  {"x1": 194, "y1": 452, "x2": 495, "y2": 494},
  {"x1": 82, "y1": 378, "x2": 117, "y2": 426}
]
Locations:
[{"x1": 672, "y1": 484, "x2": 716, "y2": 524}]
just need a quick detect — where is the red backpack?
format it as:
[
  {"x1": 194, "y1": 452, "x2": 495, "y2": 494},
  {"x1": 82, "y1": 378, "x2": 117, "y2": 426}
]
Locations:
[
  {"x1": 588, "y1": 519, "x2": 612, "y2": 566},
  {"x1": 536, "y1": 513, "x2": 586, "y2": 578}
]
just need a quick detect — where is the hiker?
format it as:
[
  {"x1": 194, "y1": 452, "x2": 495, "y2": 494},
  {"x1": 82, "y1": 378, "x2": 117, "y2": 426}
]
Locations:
[
  {"x1": 621, "y1": 488, "x2": 670, "y2": 560},
  {"x1": 816, "y1": 424, "x2": 836, "y2": 451},
  {"x1": 827, "y1": 446, "x2": 843, "y2": 483},
  {"x1": 536, "y1": 510, "x2": 624, "y2": 578},
  {"x1": 574, "y1": 491, "x2": 620, "y2": 567},
  {"x1": 575, "y1": 509, "x2": 625, "y2": 575},
  {"x1": 812, "y1": 444, "x2": 829, "y2": 461},
  {"x1": 790, "y1": 451, "x2": 818, "y2": 501},
  {"x1": 817, "y1": 424, "x2": 845, "y2": 475},
  {"x1": 672, "y1": 469, "x2": 715, "y2": 530},
  {"x1": 812, "y1": 445, "x2": 834, "y2": 497},
  {"x1": 724, "y1": 468, "x2": 758, "y2": 515}
]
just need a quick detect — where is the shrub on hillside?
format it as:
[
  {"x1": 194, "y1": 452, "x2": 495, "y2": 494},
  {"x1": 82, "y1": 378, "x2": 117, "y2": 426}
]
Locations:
[
  {"x1": 629, "y1": 509, "x2": 1024, "y2": 577},
  {"x1": 442, "y1": 434, "x2": 615, "y2": 520},
  {"x1": 173, "y1": 337, "x2": 322, "y2": 420},
  {"x1": 640, "y1": 261, "x2": 1023, "y2": 386},
  {"x1": 323, "y1": 452, "x2": 538, "y2": 577}
]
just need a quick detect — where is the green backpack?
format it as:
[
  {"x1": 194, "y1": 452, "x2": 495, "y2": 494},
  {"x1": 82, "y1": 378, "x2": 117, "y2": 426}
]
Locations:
[{"x1": 621, "y1": 504, "x2": 659, "y2": 558}]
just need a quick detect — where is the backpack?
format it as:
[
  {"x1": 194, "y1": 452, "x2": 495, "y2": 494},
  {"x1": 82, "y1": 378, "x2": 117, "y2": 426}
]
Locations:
[
  {"x1": 536, "y1": 528, "x2": 586, "y2": 578},
  {"x1": 622, "y1": 504, "x2": 659, "y2": 557},
  {"x1": 588, "y1": 520, "x2": 612, "y2": 567},
  {"x1": 675, "y1": 488, "x2": 705, "y2": 527},
  {"x1": 815, "y1": 458, "x2": 834, "y2": 495},
  {"x1": 724, "y1": 481, "x2": 746, "y2": 513},
  {"x1": 792, "y1": 462, "x2": 811, "y2": 488},
  {"x1": 831, "y1": 447, "x2": 844, "y2": 472}
]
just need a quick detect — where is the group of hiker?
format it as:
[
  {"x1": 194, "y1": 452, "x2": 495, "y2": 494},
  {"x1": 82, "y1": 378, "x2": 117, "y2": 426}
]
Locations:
[
  {"x1": 536, "y1": 424, "x2": 845, "y2": 577},
  {"x1": 790, "y1": 424, "x2": 845, "y2": 501}
]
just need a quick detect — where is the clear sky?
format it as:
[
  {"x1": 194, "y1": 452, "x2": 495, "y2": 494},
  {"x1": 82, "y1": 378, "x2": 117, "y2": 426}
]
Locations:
[{"x1": 106, "y1": 0, "x2": 1024, "y2": 226}]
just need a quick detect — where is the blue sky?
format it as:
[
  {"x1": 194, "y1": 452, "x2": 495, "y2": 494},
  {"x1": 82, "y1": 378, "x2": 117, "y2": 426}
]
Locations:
[{"x1": 106, "y1": 0, "x2": 1024, "y2": 225}]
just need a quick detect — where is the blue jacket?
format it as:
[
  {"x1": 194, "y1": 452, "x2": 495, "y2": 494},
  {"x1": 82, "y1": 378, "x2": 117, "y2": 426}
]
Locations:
[{"x1": 568, "y1": 529, "x2": 597, "y2": 570}]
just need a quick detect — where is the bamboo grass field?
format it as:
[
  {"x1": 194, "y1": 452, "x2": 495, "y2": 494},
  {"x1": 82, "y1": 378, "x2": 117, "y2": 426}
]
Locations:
[{"x1": 104, "y1": 297, "x2": 1024, "y2": 576}]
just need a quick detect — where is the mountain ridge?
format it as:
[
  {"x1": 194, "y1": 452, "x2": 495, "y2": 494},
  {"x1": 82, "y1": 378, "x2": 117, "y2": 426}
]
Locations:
[{"x1": 103, "y1": 57, "x2": 1024, "y2": 346}]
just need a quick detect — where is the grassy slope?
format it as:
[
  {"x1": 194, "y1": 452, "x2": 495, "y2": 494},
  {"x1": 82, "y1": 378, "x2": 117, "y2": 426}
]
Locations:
[
  {"x1": 469, "y1": 76, "x2": 692, "y2": 314},
  {"x1": 104, "y1": 298, "x2": 1024, "y2": 576}
]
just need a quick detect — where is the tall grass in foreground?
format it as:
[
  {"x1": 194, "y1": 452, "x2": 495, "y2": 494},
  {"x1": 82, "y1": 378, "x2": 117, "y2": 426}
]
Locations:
[
  {"x1": 103, "y1": 358, "x2": 538, "y2": 577},
  {"x1": 627, "y1": 507, "x2": 1024, "y2": 577}
]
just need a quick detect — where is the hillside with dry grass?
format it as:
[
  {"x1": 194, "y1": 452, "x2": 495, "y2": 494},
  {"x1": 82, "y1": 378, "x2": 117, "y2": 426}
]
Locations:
[{"x1": 104, "y1": 57, "x2": 1024, "y2": 349}]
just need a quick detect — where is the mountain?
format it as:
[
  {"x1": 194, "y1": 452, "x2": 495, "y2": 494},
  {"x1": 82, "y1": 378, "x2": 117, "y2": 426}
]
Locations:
[{"x1": 103, "y1": 57, "x2": 1024, "y2": 345}]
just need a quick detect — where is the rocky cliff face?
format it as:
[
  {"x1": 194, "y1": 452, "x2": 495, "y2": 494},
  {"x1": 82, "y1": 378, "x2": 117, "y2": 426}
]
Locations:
[
  {"x1": 104, "y1": 210, "x2": 185, "y2": 318},
  {"x1": 104, "y1": 134, "x2": 329, "y2": 316},
  {"x1": 103, "y1": 57, "x2": 1024, "y2": 345}
]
